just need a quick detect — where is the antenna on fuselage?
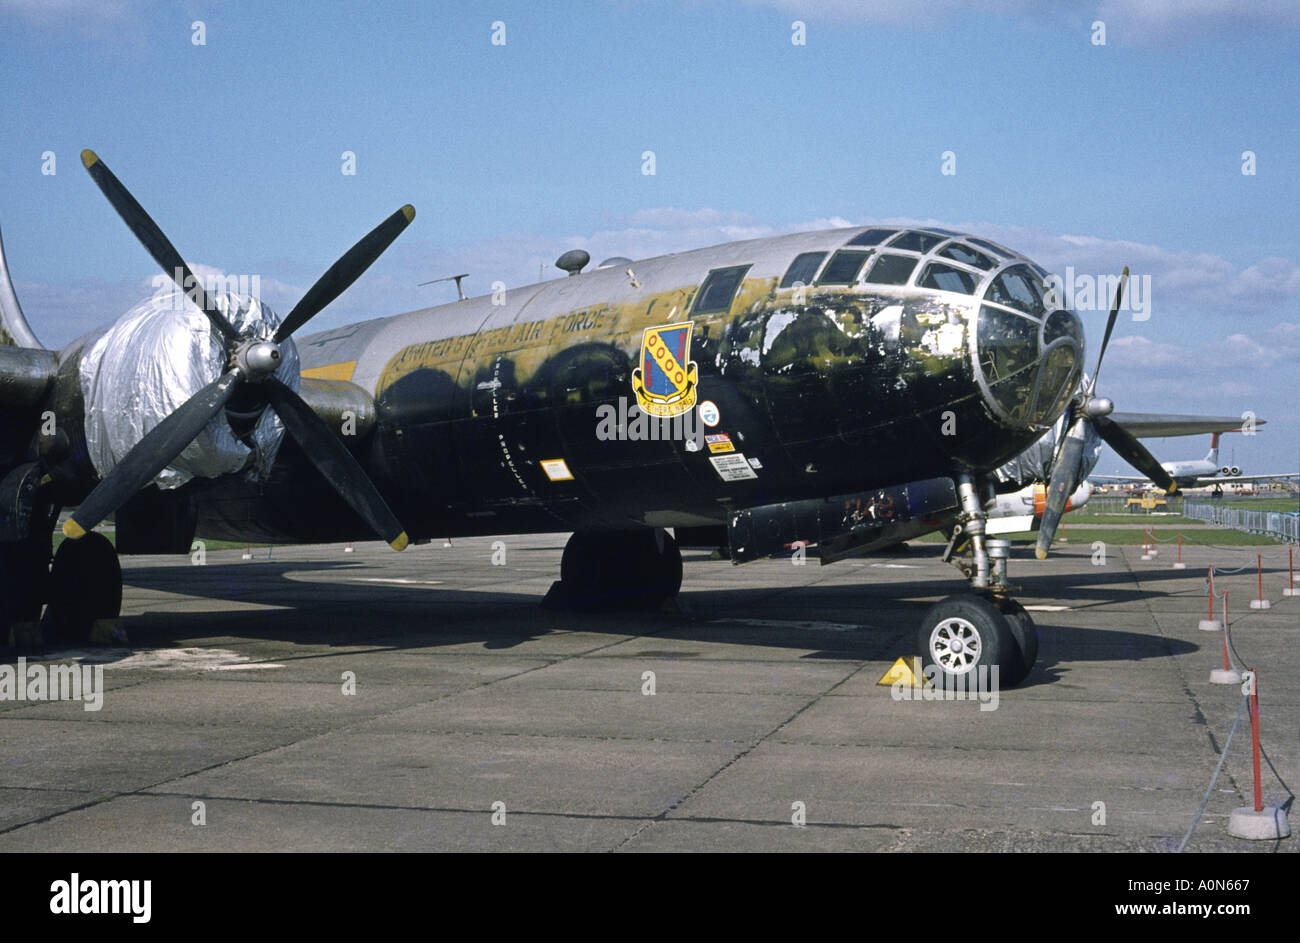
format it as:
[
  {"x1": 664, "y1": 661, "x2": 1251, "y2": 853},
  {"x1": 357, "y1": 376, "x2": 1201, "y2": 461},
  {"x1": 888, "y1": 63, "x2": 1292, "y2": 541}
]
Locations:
[
  {"x1": 555, "y1": 249, "x2": 589, "y2": 277},
  {"x1": 418, "y1": 273, "x2": 469, "y2": 300}
]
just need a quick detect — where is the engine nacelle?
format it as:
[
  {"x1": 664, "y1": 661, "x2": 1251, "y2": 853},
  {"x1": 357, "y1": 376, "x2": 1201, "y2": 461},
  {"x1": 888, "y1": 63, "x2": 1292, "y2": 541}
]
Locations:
[{"x1": 1230, "y1": 466, "x2": 1241, "y2": 477}]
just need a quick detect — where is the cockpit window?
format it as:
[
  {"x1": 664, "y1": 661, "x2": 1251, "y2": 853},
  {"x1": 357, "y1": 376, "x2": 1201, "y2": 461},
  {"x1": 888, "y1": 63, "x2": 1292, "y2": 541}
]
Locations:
[
  {"x1": 846, "y1": 228, "x2": 895, "y2": 246},
  {"x1": 816, "y1": 250, "x2": 871, "y2": 285},
  {"x1": 887, "y1": 231, "x2": 945, "y2": 253},
  {"x1": 692, "y1": 264, "x2": 752, "y2": 314},
  {"x1": 938, "y1": 242, "x2": 994, "y2": 270},
  {"x1": 863, "y1": 254, "x2": 919, "y2": 286},
  {"x1": 985, "y1": 264, "x2": 1046, "y2": 318},
  {"x1": 969, "y1": 237, "x2": 1017, "y2": 259},
  {"x1": 779, "y1": 252, "x2": 826, "y2": 288},
  {"x1": 1043, "y1": 308, "x2": 1083, "y2": 347},
  {"x1": 918, "y1": 262, "x2": 978, "y2": 294}
]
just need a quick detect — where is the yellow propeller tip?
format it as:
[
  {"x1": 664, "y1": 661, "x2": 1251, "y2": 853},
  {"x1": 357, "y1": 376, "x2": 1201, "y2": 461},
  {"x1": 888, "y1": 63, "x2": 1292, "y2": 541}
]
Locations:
[
  {"x1": 389, "y1": 532, "x2": 409, "y2": 552},
  {"x1": 1167, "y1": 484, "x2": 1179, "y2": 494},
  {"x1": 401, "y1": 205, "x2": 415, "y2": 223},
  {"x1": 80, "y1": 149, "x2": 99, "y2": 168},
  {"x1": 63, "y1": 519, "x2": 87, "y2": 539},
  {"x1": 1035, "y1": 547, "x2": 1048, "y2": 560}
]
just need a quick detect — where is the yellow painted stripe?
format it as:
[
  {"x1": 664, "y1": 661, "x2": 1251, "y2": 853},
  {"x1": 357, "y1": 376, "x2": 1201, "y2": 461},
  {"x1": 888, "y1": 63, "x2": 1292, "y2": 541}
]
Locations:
[{"x1": 301, "y1": 360, "x2": 358, "y2": 382}]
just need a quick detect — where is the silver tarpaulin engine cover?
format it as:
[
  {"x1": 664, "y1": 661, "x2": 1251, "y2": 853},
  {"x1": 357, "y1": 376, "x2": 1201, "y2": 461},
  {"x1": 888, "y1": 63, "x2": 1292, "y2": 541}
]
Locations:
[{"x1": 79, "y1": 290, "x2": 300, "y2": 490}]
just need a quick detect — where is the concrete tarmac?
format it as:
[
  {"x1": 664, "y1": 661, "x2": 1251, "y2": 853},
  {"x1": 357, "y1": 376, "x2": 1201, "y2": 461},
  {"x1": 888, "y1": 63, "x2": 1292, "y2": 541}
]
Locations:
[{"x1": 1, "y1": 534, "x2": 1296, "y2": 852}]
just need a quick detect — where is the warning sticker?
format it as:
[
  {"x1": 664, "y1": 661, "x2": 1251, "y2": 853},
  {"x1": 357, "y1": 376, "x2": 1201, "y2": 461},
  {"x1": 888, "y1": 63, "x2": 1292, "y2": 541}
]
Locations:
[
  {"x1": 540, "y1": 458, "x2": 574, "y2": 481},
  {"x1": 705, "y1": 433, "x2": 734, "y2": 453},
  {"x1": 709, "y1": 453, "x2": 758, "y2": 481}
]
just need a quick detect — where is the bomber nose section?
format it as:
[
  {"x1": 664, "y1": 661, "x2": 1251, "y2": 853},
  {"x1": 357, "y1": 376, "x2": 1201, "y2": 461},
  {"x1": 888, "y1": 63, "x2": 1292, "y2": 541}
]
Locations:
[{"x1": 974, "y1": 281, "x2": 1084, "y2": 431}]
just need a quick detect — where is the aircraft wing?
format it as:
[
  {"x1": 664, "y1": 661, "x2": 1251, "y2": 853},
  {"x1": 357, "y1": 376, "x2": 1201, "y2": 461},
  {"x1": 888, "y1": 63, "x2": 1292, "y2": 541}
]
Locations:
[
  {"x1": 1107, "y1": 412, "x2": 1258, "y2": 438},
  {"x1": 1189, "y1": 473, "x2": 1299, "y2": 484},
  {"x1": 1090, "y1": 472, "x2": 1298, "y2": 485}
]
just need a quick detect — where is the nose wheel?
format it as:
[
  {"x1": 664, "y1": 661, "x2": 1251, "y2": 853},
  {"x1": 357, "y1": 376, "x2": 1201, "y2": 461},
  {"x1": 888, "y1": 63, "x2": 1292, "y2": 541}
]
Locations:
[{"x1": 916, "y1": 594, "x2": 1037, "y2": 689}]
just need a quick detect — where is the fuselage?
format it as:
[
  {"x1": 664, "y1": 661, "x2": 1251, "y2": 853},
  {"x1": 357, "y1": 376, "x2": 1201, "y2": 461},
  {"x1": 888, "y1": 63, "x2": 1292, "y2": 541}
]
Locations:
[{"x1": 169, "y1": 225, "x2": 1085, "y2": 544}]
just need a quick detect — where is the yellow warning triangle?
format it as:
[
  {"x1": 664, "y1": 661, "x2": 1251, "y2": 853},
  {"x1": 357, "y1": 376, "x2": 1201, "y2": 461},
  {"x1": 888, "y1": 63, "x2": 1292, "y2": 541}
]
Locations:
[{"x1": 877, "y1": 656, "x2": 923, "y2": 687}]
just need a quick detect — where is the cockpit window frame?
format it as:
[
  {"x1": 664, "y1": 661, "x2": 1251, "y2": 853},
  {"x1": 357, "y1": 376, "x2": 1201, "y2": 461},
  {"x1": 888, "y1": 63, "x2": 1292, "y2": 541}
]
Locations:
[
  {"x1": 691, "y1": 263, "x2": 753, "y2": 315},
  {"x1": 862, "y1": 253, "x2": 920, "y2": 286},
  {"x1": 846, "y1": 228, "x2": 896, "y2": 247},
  {"x1": 779, "y1": 251, "x2": 828, "y2": 289},
  {"x1": 815, "y1": 250, "x2": 873, "y2": 286},
  {"x1": 886, "y1": 231, "x2": 947, "y2": 254}
]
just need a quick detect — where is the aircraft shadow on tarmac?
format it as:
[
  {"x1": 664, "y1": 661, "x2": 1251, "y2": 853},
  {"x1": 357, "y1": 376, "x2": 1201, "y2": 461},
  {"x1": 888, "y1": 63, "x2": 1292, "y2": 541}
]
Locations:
[{"x1": 90, "y1": 542, "x2": 1204, "y2": 687}]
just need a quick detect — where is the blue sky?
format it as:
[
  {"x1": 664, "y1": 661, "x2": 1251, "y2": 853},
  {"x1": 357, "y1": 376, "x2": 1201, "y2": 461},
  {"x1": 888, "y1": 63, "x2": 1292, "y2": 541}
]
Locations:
[{"x1": 1, "y1": 0, "x2": 1297, "y2": 474}]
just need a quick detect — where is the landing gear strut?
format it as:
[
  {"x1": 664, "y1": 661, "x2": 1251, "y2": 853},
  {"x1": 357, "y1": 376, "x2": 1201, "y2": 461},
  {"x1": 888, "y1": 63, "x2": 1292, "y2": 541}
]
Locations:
[
  {"x1": 544, "y1": 528, "x2": 682, "y2": 611},
  {"x1": 922, "y1": 473, "x2": 1038, "y2": 688}
]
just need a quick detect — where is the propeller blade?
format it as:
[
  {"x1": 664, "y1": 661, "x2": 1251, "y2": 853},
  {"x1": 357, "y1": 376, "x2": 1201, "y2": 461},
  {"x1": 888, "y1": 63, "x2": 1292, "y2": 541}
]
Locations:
[
  {"x1": 1036, "y1": 416, "x2": 1088, "y2": 559},
  {"x1": 1087, "y1": 266, "x2": 1128, "y2": 396},
  {"x1": 64, "y1": 370, "x2": 244, "y2": 539},
  {"x1": 1095, "y1": 415, "x2": 1178, "y2": 493},
  {"x1": 274, "y1": 205, "x2": 415, "y2": 343},
  {"x1": 262, "y1": 377, "x2": 408, "y2": 550},
  {"x1": 80, "y1": 150, "x2": 241, "y2": 346}
]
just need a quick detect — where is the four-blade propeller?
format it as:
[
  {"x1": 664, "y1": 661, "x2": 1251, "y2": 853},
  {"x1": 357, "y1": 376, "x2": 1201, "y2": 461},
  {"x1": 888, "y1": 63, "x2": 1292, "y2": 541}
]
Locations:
[
  {"x1": 1035, "y1": 267, "x2": 1176, "y2": 559},
  {"x1": 65, "y1": 150, "x2": 412, "y2": 551}
]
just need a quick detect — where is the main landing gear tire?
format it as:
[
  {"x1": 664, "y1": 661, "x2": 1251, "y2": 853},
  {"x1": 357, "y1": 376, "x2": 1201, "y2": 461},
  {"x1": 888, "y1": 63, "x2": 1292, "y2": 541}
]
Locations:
[
  {"x1": 0, "y1": 529, "x2": 51, "y2": 639},
  {"x1": 916, "y1": 594, "x2": 1036, "y2": 690},
  {"x1": 997, "y1": 597, "x2": 1038, "y2": 683},
  {"x1": 553, "y1": 529, "x2": 682, "y2": 610},
  {"x1": 46, "y1": 531, "x2": 122, "y2": 643}
]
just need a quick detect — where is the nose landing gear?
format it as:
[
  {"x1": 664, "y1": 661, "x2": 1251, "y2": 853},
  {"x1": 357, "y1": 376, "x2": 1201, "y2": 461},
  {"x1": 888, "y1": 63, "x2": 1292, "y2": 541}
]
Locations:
[{"x1": 922, "y1": 473, "x2": 1038, "y2": 688}]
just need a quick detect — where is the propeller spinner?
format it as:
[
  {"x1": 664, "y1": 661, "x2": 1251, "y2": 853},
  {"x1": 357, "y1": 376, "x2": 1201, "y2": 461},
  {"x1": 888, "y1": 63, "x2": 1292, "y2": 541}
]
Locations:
[{"x1": 65, "y1": 150, "x2": 413, "y2": 551}]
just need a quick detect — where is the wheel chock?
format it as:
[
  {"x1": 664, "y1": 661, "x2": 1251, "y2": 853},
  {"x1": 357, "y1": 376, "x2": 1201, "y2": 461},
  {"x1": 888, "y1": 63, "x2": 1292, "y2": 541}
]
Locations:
[{"x1": 878, "y1": 656, "x2": 925, "y2": 688}]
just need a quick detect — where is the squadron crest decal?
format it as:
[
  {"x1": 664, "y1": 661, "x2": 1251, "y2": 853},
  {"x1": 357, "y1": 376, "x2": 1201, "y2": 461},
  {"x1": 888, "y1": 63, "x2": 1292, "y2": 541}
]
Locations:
[{"x1": 631, "y1": 322, "x2": 698, "y2": 417}]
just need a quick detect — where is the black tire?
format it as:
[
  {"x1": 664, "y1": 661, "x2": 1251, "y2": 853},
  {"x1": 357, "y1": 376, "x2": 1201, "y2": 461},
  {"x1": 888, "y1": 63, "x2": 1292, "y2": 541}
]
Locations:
[
  {"x1": 995, "y1": 597, "x2": 1038, "y2": 687},
  {"x1": 47, "y1": 531, "x2": 122, "y2": 643},
  {"x1": 560, "y1": 530, "x2": 681, "y2": 609},
  {"x1": 916, "y1": 593, "x2": 1017, "y2": 690},
  {"x1": 0, "y1": 531, "x2": 51, "y2": 632}
]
